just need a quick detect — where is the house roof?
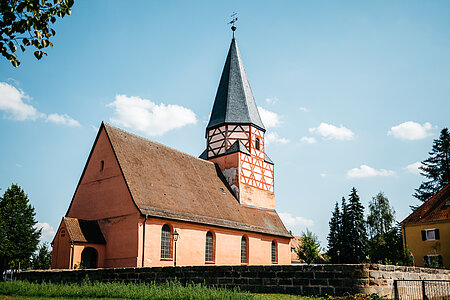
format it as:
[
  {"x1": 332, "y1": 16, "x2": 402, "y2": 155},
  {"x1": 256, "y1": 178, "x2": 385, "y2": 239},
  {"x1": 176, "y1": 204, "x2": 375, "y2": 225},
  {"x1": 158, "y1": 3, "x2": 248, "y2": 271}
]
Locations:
[
  {"x1": 63, "y1": 217, "x2": 106, "y2": 244},
  {"x1": 400, "y1": 184, "x2": 450, "y2": 225},
  {"x1": 206, "y1": 38, "x2": 265, "y2": 132},
  {"x1": 103, "y1": 123, "x2": 290, "y2": 238}
]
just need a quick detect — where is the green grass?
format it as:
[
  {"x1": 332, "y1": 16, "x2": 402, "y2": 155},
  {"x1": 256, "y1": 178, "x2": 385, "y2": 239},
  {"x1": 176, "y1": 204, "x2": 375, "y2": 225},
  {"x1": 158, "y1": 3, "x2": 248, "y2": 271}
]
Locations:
[
  {"x1": 0, "y1": 280, "x2": 255, "y2": 299},
  {"x1": 0, "y1": 281, "x2": 381, "y2": 299}
]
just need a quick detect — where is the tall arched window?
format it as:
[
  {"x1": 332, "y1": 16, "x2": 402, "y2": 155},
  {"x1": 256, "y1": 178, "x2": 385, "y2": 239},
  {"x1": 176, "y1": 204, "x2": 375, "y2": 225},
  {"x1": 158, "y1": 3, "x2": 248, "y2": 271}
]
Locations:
[
  {"x1": 255, "y1": 137, "x2": 260, "y2": 150},
  {"x1": 205, "y1": 231, "x2": 214, "y2": 262},
  {"x1": 241, "y1": 236, "x2": 248, "y2": 264},
  {"x1": 271, "y1": 240, "x2": 277, "y2": 263},
  {"x1": 161, "y1": 224, "x2": 171, "y2": 259}
]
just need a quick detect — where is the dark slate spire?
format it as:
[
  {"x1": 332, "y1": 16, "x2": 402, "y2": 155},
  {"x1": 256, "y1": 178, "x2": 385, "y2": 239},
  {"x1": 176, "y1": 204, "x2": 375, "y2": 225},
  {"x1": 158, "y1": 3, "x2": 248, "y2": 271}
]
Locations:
[{"x1": 207, "y1": 38, "x2": 265, "y2": 132}]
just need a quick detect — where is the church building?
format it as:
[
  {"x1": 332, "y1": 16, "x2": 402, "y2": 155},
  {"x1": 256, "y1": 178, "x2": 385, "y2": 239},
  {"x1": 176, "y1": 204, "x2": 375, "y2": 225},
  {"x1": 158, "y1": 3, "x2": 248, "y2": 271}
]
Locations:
[{"x1": 51, "y1": 33, "x2": 292, "y2": 269}]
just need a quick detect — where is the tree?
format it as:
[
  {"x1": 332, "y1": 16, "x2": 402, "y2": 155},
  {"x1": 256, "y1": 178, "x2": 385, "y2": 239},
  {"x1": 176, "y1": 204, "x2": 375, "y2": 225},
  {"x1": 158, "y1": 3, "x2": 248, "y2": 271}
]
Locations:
[
  {"x1": 327, "y1": 201, "x2": 341, "y2": 263},
  {"x1": 345, "y1": 187, "x2": 368, "y2": 263},
  {"x1": 0, "y1": 0, "x2": 74, "y2": 67},
  {"x1": 296, "y1": 229, "x2": 321, "y2": 264},
  {"x1": 0, "y1": 184, "x2": 41, "y2": 279},
  {"x1": 367, "y1": 192, "x2": 395, "y2": 239},
  {"x1": 413, "y1": 128, "x2": 450, "y2": 203},
  {"x1": 32, "y1": 242, "x2": 52, "y2": 270}
]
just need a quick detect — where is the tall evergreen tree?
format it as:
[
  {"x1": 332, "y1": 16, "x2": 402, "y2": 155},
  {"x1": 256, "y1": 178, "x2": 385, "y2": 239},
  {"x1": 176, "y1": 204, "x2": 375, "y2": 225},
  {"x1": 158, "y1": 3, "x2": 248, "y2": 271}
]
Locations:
[
  {"x1": 32, "y1": 243, "x2": 52, "y2": 270},
  {"x1": 414, "y1": 128, "x2": 450, "y2": 203},
  {"x1": 367, "y1": 192, "x2": 395, "y2": 239},
  {"x1": 0, "y1": 184, "x2": 41, "y2": 279},
  {"x1": 346, "y1": 187, "x2": 368, "y2": 263},
  {"x1": 327, "y1": 201, "x2": 341, "y2": 263}
]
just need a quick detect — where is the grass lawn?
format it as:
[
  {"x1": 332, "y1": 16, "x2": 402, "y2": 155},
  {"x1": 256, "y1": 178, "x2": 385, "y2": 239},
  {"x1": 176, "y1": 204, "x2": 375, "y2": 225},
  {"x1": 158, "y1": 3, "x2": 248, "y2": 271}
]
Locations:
[{"x1": 0, "y1": 280, "x2": 322, "y2": 300}]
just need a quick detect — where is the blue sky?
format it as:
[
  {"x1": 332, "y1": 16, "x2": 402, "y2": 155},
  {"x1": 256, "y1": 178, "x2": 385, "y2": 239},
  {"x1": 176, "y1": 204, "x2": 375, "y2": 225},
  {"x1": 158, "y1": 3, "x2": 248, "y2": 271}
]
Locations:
[{"x1": 1, "y1": 1, "x2": 449, "y2": 247}]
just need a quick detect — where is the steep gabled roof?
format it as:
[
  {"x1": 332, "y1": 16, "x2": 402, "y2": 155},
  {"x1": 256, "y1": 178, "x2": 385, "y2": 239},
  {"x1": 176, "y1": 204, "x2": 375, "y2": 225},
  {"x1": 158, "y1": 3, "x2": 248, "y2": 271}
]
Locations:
[
  {"x1": 226, "y1": 140, "x2": 251, "y2": 155},
  {"x1": 401, "y1": 184, "x2": 450, "y2": 225},
  {"x1": 103, "y1": 123, "x2": 290, "y2": 238},
  {"x1": 63, "y1": 217, "x2": 106, "y2": 244},
  {"x1": 207, "y1": 38, "x2": 265, "y2": 131}
]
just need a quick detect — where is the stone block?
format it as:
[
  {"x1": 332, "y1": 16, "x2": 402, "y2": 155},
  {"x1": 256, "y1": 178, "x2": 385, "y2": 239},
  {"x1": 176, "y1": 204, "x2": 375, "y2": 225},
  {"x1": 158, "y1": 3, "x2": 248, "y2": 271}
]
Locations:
[
  {"x1": 303, "y1": 286, "x2": 321, "y2": 295},
  {"x1": 369, "y1": 271, "x2": 382, "y2": 279},
  {"x1": 278, "y1": 278, "x2": 293, "y2": 285},
  {"x1": 292, "y1": 278, "x2": 310, "y2": 286},
  {"x1": 294, "y1": 271, "x2": 314, "y2": 279}
]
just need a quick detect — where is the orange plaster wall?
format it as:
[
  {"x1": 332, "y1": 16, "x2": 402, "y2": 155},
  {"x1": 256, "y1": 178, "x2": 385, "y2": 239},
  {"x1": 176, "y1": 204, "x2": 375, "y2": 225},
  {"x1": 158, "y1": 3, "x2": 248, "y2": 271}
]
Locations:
[
  {"x1": 139, "y1": 217, "x2": 290, "y2": 267},
  {"x1": 71, "y1": 244, "x2": 106, "y2": 269},
  {"x1": 63, "y1": 127, "x2": 139, "y2": 268},
  {"x1": 51, "y1": 220, "x2": 71, "y2": 269}
]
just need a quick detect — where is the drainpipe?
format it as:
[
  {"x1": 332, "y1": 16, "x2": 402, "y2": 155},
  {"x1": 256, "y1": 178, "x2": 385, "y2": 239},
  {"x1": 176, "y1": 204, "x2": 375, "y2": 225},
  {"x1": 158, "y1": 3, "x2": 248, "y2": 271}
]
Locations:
[
  {"x1": 70, "y1": 241, "x2": 74, "y2": 269},
  {"x1": 142, "y1": 214, "x2": 148, "y2": 267}
]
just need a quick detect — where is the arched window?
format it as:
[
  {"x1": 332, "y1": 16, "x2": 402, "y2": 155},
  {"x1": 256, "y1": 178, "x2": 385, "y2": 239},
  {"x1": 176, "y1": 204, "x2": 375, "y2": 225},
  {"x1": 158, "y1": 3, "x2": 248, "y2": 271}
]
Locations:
[
  {"x1": 255, "y1": 137, "x2": 260, "y2": 150},
  {"x1": 205, "y1": 231, "x2": 214, "y2": 262},
  {"x1": 81, "y1": 247, "x2": 98, "y2": 269},
  {"x1": 241, "y1": 236, "x2": 248, "y2": 264},
  {"x1": 271, "y1": 240, "x2": 277, "y2": 263},
  {"x1": 161, "y1": 224, "x2": 171, "y2": 259}
]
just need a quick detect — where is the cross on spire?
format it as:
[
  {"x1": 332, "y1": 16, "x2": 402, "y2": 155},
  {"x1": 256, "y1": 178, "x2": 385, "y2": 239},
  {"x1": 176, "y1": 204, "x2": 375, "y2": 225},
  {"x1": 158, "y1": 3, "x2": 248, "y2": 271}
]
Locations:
[{"x1": 228, "y1": 12, "x2": 238, "y2": 38}]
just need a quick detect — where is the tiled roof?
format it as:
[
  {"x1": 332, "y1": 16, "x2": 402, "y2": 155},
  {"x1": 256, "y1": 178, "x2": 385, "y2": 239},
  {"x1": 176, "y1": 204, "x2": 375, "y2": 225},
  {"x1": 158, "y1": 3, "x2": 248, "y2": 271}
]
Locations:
[
  {"x1": 401, "y1": 184, "x2": 450, "y2": 225},
  {"x1": 104, "y1": 123, "x2": 290, "y2": 238},
  {"x1": 207, "y1": 38, "x2": 265, "y2": 131},
  {"x1": 63, "y1": 217, "x2": 106, "y2": 244}
]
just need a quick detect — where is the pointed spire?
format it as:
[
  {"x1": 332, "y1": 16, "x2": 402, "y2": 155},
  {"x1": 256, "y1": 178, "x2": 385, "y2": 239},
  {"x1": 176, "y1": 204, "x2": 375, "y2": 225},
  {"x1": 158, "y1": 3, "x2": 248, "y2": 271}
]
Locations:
[{"x1": 207, "y1": 38, "x2": 265, "y2": 131}]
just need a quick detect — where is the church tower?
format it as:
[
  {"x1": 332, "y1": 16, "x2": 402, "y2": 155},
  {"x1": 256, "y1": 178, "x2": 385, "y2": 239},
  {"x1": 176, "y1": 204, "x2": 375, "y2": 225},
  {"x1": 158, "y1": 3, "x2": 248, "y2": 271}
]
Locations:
[{"x1": 200, "y1": 35, "x2": 275, "y2": 210}]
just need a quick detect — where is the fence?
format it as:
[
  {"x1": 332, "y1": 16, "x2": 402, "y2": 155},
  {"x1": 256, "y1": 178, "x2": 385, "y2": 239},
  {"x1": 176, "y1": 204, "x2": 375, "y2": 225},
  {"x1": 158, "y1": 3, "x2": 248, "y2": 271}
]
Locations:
[{"x1": 394, "y1": 280, "x2": 450, "y2": 300}]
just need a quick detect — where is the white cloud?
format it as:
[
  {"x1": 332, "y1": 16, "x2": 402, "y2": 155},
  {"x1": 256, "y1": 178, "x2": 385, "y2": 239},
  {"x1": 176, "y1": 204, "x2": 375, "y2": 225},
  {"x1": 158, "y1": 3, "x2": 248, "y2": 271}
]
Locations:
[
  {"x1": 108, "y1": 94, "x2": 197, "y2": 136},
  {"x1": 265, "y1": 97, "x2": 278, "y2": 104},
  {"x1": 388, "y1": 121, "x2": 433, "y2": 140},
  {"x1": 300, "y1": 136, "x2": 316, "y2": 144},
  {"x1": 320, "y1": 172, "x2": 327, "y2": 177},
  {"x1": 347, "y1": 164, "x2": 395, "y2": 178},
  {"x1": 299, "y1": 106, "x2": 310, "y2": 112},
  {"x1": 34, "y1": 222, "x2": 56, "y2": 243},
  {"x1": 279, "y1": 212, "x2": 314, "y2": 227},
  {"x1": 46, "y1": 113, "x2": 81, "y2": 127},
  {"x1": 405, "y1": 161, "x2": 425, "y2": 175},
  {"x1": 0, "y1": 82, "x2": 81, "y2": 127},
  {"x1": 258, "y1": 107, "x2": 281, "y2": 128},
  {"x1": 265, "y1": 132, "x2": 289, "y2": 144},
  {"x1": 309, "y1": 123, "x2": 355, "y2": 141},
  {"x1": 0, "y1": 82, "x2": 40, "y2": 120}
]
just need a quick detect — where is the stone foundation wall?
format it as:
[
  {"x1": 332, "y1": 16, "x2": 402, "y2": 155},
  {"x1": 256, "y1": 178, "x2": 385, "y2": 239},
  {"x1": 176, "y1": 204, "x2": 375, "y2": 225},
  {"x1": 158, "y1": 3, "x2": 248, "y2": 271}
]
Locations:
[{"x1": 18, "y1": 264, "x2": 450, "y2": 297}]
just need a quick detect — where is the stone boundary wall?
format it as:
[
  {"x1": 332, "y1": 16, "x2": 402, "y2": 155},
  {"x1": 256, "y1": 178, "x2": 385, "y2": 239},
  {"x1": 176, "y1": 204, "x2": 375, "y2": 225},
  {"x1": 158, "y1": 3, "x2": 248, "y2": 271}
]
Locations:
[{"x1": 18, "y1": 264, "x2": 450, "y2": 297}]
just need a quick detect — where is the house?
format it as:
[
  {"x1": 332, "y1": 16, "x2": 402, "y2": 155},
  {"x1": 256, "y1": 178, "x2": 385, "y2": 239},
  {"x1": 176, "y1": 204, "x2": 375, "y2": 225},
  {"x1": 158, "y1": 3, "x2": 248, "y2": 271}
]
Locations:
[
  {"x1": 400, "y1": 184, "x2": 450, "y2": 268},
  {"x1": 51, "y1": 34, "x2": 292, "y2": 269}
]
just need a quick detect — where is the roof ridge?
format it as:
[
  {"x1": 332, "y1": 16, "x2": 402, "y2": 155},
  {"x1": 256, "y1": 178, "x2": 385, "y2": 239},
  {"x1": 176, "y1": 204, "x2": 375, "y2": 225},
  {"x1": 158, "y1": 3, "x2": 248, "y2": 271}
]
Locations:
[{"x1": 103, "y1": 122, "x2": 214, "y2": 165}]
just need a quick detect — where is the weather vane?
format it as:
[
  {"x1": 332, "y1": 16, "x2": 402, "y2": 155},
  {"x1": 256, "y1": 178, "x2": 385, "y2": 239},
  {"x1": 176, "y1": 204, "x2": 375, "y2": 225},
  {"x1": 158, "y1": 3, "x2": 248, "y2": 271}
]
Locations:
[{"x1": 228, "y1": 12, "x2": 238, "y2": 37}]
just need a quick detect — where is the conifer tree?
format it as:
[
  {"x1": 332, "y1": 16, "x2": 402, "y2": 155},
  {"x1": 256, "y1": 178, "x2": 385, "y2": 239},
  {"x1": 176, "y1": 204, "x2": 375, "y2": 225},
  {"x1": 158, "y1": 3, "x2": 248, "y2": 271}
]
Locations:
[
  {"x1": 32, "y1": 243, "x2": 52, "y2": 270},
  {"x1": 414, "y1": 128, "x2": 450, "y2": 203},
  {"x1": 0, "y1": 184, "x2": 41, "y2": 279},
  {"x1": 339, "y1": 196, "x2": 354, "y2": 263},
  {"x1": 327, "y1": 201, "x2": 341, "y2": 263},
  {"x1": 346, "y1": 187, "x2": 368, "y2": 263}
]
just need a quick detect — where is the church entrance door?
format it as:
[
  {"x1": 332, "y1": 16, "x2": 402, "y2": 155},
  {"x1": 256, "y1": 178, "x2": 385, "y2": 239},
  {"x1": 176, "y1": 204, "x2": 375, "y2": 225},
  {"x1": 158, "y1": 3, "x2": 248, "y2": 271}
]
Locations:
[{"x1": 81, "y1": 247, "x2": 98, "y2": 269}]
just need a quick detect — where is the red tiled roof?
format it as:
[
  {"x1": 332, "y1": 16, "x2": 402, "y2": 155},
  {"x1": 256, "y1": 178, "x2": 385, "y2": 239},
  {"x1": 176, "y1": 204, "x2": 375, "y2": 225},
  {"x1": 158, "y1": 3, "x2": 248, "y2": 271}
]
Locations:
[
  {"x1": 103, "y1": 123, "x2": 291, "y2": 238},
  {"x1": 63, "y1": 217, "x2": 106, "y2": 244},
  {"x1": 401, "y1": 184, "x2": 450, "y2": 225}
]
